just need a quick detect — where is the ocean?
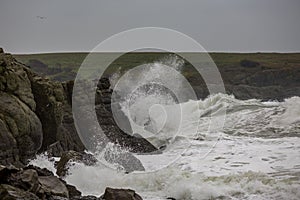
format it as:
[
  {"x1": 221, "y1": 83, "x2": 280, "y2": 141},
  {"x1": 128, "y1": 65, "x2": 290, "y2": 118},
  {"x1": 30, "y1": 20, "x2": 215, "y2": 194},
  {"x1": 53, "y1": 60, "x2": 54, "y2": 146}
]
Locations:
[
  {"x1": 30, "y1": 94, "x2": 300, "y2": 200},
  {"x1": 30, "y1": 56, "x2": 300, "y2": 200}
]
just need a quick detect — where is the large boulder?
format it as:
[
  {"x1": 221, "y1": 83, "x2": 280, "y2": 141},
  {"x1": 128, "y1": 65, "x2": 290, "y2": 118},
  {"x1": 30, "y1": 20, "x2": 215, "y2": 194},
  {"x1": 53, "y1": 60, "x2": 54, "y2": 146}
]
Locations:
[
  {"x1": 38, "y1": 176, "x2": 69, "y2": 198},
  {"x1": 102, "y1": 187, "x2": 143, "y2": 200},
  {"x1": 0, "y1": 164, "x2": 84, "y2": 199},
  {"x1": 0, "y1": 164, "x2": 101, "y2": 200},
  {"x1": 0, "y1": 184, "x2": 40, "y2": 200},
  {"x1": 8, "y1": 169, "x2": 40, "y2": 194}
]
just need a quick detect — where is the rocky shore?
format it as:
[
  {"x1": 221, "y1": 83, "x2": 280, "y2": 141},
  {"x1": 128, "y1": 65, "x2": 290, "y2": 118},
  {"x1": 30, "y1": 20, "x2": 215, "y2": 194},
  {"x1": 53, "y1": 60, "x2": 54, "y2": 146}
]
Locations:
[
  {"x1": 0, "y1": 48, "x2": 149, "y2": 199},
  {"x1": 0, "y1": 164, "x2": 143, "y2": 199},
  {"x1": 1, "y1": 48, "x2": 299, "y2": 199}
]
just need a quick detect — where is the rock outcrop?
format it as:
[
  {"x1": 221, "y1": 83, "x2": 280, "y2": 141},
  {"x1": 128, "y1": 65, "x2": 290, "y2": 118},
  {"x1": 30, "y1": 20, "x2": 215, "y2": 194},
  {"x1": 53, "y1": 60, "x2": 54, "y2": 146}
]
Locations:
[
  {"x1": 95, "y1": 77, "x2": 158, "y2": 153},
  {"x1": 102, "y1": 187, "x2": 143, "y2": 200},
  {"x1": 0, "y1": 51, "x2": 43, "y2": 165},
  {"x1": 26, "y1": 69, "x2": 85, "y2": 154},
  {"x1": 0, "y1": 49, "x2": 84, "y2": 166},
  {"x1": 0, "y1": 48, "x2": 157, "y2": 168},
  {"x1": 56, "y1": 150, "x2": 97, "y2": 177},
  {"x1": 0, "y1": 164, "x2": 81, "y2": 199},
  {"x1": 0, "y1": 165, "x2": 144, "y2": 200}
]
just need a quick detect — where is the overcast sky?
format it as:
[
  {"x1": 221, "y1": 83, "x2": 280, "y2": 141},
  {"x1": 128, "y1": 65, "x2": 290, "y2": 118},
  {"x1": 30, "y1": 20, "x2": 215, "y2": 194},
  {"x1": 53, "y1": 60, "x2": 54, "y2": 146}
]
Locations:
[{"x1": 0, "y1": 0, "x2": 299, "y2": 53}]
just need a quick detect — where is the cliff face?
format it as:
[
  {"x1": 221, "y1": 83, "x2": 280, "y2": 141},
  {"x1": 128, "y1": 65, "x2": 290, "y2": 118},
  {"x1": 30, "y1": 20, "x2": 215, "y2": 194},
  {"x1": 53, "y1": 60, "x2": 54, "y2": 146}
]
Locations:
[
  {"x1": 0, "y1": 49, "x2": 84, "y2": 165},
  {"x1": 0, "y1": 49, "x2": 157, "y2": 166}
]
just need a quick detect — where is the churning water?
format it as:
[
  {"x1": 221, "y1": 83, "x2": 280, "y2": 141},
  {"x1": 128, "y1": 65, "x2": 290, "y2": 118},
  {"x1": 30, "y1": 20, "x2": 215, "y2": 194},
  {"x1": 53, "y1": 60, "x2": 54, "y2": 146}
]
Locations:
[{"x1": 30, "y1": 56, "x2": 300, "y2": 200}]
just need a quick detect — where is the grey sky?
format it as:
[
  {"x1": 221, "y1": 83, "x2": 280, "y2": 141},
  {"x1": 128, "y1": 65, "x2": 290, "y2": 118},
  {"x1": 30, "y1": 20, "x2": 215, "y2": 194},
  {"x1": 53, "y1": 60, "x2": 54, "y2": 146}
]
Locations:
[{"x1": 0, "y1": 0, "x2": 299, "y2": 53}]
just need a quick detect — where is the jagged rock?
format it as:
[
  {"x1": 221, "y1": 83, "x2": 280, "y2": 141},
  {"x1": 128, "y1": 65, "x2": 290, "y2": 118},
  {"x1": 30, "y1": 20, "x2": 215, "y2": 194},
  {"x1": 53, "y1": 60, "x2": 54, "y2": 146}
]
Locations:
[
  {"x1": 8, "y1": 169, "x2": 41, "y2": 194},
  {"x1": 38, "y1": 176, "x2": 69, "y2": 198},
  {"x1": 0, "y1": 52, "x2": 43, "y2": 165},
  {"x1": 102, "y1": 187, "x2": 143, "y2": 200},
  {"x1": 0, "y1": 164, "x2": 94, "y2": 200},
  {"x1": 47, "y1": 141, "x2": 65, "y2": 157},
  {"x1": 66, "y1": 184, "x2": 82, "y2": 199},
  {"x1": 26, "y1": 70, "x2": 85, "y2": 153},
  {"x1": 0, "y1": 49, "x2": 158, "y2": 167},
  {"x1": 25, "y1": 165, "x2": 54, "y2": 176},
  {"x1": 0, "y1": 165, "x2": 19, "y2": 182},
  {"x1": 0, "y1": 184, "x2": 40, "y2": 199},
  {"x1": 56, "y1": 150, "x2": 97, "y2": 177},
  {"x1": 0, "y1": 49, "x2": 86, "y2": 166},
  {"x1": 95, "y1": 82, "x2": 158, "y2": 154}
]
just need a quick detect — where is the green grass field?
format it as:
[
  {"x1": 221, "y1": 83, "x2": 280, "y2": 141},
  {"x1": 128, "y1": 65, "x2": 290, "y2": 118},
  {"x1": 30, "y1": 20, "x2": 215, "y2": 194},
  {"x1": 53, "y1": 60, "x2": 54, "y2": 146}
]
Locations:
[{"x1": 14, "y1": 52, "x2": 300, "y2": 81}]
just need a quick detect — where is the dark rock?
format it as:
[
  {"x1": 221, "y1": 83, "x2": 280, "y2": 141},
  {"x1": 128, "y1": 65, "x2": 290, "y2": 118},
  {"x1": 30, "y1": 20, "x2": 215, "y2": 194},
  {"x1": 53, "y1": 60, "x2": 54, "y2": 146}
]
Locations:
[
  {"x1": 25, "y1": 165, "x2": 54, "y2": 176},
  {"x1": 38, "y1": 176, "x2": 69, "y2": 198},
  {"x1": 8, "y1": 169, "x2": 40, "y2": 193},
  {"x1": 66, "y1": 184, "x2": 82, "y2": 198},
  {"x1": 47, "y1": 141, "x2": 65, "y2": 157},
  {"x1": 0, "y1": 164, "x2": 95, "y2": 200},
  {"x1": 102, "y1": 187, "x2": 143, "y2": 200},
  {"x1": 56, "y1": 150, "x2": 97, "y2": 177},
  {"x1": 0, "y1": 50, "x2": 86, "y2": 166},
  {"x1": 97, "y1": 77, "x2": 110, "y2": 90},
  {"x1": 0, "y1": 49, "x2": 158, "y2": 167},
  {"x1": 26, "y1": 70, "x2": 85, "y2": 153},
  {"x1": 95, "y1": 83, "x2": 158, "y2": 154},
  {"x1": 0, "y1": 86, "x2": 43, "y2": 164},
  {"x1": 0, "y1": 165, "x2": 19, "y2": 183},
  {"x1": 0, "y1": 184, "x2": 40, "y2": 199},
  {"x1": 0, "y1": 51, "x2": 42, "y2": 165}
]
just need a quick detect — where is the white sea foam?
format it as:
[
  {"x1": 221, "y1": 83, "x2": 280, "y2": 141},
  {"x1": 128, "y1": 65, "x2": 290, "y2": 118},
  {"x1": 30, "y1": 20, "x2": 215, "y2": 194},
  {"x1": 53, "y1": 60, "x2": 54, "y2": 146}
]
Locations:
[
  {"x1": 29, "y1": 94, "x2": 300, "y2": 199},
  {"x1": 29, "y1": 56, "x2": 300, "y2": 199},
  {"x1": 28, "y1": 153, "x2": 57, "y2": 174}
]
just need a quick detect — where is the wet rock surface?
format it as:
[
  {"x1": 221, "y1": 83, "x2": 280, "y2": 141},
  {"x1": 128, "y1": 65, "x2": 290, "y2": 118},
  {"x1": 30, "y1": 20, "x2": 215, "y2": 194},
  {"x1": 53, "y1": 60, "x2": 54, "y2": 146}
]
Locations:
[
  {"x1": 102, "y1": 187, "x2": 143, "y2": 200},
  {"x1": 0, "y1": 50, "x2": 85, "y2": 166},
  {"x1": 0, "y1": 165, "x2": 75, "y2": 199},
  {"x1": 0, "y1": 164, "x2": 144, "y2": 200},
  {"x1": 95, "y1": 78, "x2": 158, "y2": 153},
  {"x1": 56, "y1": 150, "x2": 98, "y2": 177},
  {"x1": 0, "y1": 52, "x2": 43, "y2": 165},
  {"x1": 0, "y1": 49, "x2": 156, "y2": 167}
]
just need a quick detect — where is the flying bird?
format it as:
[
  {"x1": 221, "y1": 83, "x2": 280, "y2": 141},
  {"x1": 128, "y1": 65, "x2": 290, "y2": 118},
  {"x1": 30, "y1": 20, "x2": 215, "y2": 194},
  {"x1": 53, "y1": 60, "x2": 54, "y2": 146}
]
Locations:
[{"x1": 36, "y1": 16, "x2": 47, "y2": 20}]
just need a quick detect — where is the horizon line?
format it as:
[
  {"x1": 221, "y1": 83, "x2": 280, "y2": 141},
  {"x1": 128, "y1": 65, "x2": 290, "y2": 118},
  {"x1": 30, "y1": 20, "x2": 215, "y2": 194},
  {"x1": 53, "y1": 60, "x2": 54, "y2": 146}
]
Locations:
[{"x1": 12, "y1": 50, "x2": 300, "y2": 55}]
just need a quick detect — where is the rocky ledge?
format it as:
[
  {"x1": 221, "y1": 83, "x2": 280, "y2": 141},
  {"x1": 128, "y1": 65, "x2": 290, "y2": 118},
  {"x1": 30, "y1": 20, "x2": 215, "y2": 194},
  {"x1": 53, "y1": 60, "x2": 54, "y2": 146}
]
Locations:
[
  {"x1": 0, "y1": 164, "x2": 143, "y2": 200},
  {"x1": 0, "y1": 48, "x2": 157, "y2": 200},
  {"x1": 0, "y1": 48, "x2": 157, "y2": 166},
  {"x1": 0, "y1": 48, "x2": 154, "y2": 199}
]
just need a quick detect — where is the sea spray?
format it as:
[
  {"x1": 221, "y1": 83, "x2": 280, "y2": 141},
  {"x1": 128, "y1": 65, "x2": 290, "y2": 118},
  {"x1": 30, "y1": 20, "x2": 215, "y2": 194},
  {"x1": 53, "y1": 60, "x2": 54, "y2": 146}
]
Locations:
[{"x1": 29, "y1": 94, "x2": 300, "y2": 199}]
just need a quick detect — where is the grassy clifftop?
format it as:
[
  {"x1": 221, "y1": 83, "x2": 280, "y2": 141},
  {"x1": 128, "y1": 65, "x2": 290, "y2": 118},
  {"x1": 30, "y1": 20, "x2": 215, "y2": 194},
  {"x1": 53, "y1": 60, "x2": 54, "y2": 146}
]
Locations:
[{"x1": 14, "y1": 52, "x2": 300, "y2": 82}]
